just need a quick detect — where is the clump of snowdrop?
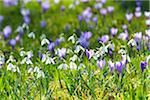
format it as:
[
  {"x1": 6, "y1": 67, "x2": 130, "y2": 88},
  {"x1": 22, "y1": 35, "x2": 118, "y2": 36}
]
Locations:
[
  {"x1": 28, "y1": 66, "x2": 45, "y2": 78},
  {"x1": 58, "y1": 63, "x2": 69, "y2": 70},
  {"x1": 40, "y1": 53, "x2": 55, "y2": 65},
  {"x1": 7, "y1": 63, "x2": 20, "y2": 73},
  {"x1": 20, "y1": 50, "x2": 33, "y2": 65}
]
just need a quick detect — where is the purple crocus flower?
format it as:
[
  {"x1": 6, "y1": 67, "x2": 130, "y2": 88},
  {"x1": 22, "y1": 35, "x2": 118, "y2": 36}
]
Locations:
[
  {"x1": 48, "y1": 42, "x2": 55, "y2": 52},
  {"x1": 41, "y1": 1, "x2": 50, "y2": 12},
  {"x1": 100, "y1": 8, "x2": 107, "y2": 16},
  {"x1": 23, "y1": 16, "x2": 30, "y2": 24},
  {"x1": 82, "y1": 7, "x2": 92, "y2": 19},
  {"x1": 9, "y1": 39, "x2": 16, "y2": 48},
  {"x1": 140, "y1": 61, "x2": 147, "y2": 72},
  {"x1": 134, "y1": 32, "x2": 142, "y2": 42},
  {"x1": 115, "y1": 61, "x2": 123, "y2": 74},
  {"x1": 78, "y1": 15, "x2": 83, "y2": 22},
  {"x1": 15, "y1": 35, "x2": 21, "y2": 42},
  {"x1": 107, "y1": 6, "x2": 114, "y2": 13},
  {"x1": 97, "y1": 59, "x2": 106, "y2": 70},
  {"x1": 0, "y1": 15, "x2": 4, "y2": 24},
  {"x1": 100, "y1": 35, "x2": 109, "y2": 43},
  {"x1": 125, "y1": 13, "x2": 133, "y2": 22},
  {"x1": 86, "y1": 49, "x2": 94, "y2": 60},
  {"x1": 3, "y1": 25, "x2": 12, "y2": 39},
  {"x1": 79, "y1": 32, "x2": 92, "y2": 48},
  {"x1": 81, "y1": 31, "x2": 92, "y2": 40},
  {"x1": 3, "y1": 0, "x2": 18, "y2": 7},
  {"x1": 79, "y1": 38, "x2": 89, "y2": 48},
  {"x1": 92, "y1": 16, "x2": 98, "y2": 25},
  {"x1": 122, "y1": 24, "x2": 127, "y2": 30},
  {"x1": 60, "y1": 5, "x2": 65, "y2": 11},
  {"x1": 135, "y1": 7, "x2": 141, "y2": 12},
  {"x1": 108, "y1": 60, "x2": 115, "y2": 72},
  {"x1": 135, "y1": 11, "x2": 141, "y2": 18},
  {"x1": 40, "y1": 20, "x2": 46, "y2": 28},
  {"x1": 110, "y1": 28, "x2": 118, "y2": 36},
  {"x1": 37, "y1": 0, "x2": 42, "y2": 4}
]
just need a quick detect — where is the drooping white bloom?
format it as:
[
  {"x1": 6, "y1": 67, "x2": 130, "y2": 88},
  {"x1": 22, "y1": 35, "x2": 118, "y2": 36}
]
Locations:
[
  {"x1": 70, "y1": 62, "x2": 77, "y2": 70},
  {"x1": 45, "y1": 57, "x2": 55, "y2": 65},
  {"x1": 58, "y1": 63, "x2": 68, "y2": 70},
  {"x1": 127, "y1": 39, "x2": 137, "y2": 47},
  {"x1": 74, "y1": 45, "x2": 85, "y2": 53},
  {"x1": 28, "y1": 32, "x2": 35, "y2": 39},
  {"x1": 41, "y1": 38, "x2": 50, "y2": 46},
  {"x1": 37, "y1": 70, "x2": 45, "y2": 78}
]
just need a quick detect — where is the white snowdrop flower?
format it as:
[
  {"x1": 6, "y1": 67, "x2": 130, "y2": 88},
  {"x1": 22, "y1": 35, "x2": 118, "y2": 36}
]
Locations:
[
  {"x1": 7, "y1": 63, "x2": 14, "y2": 71},
  {"x1": 70, "y1": 62, "x2": 77, "y2": 70},
  {"x1": 58, "y1": 48, "x2": 66, "y2": 58},
  {"x1": 20, "y1": 50, "x2": 26, "y2": 57},
  {"x1": 70, "y1": 55, "x2": 78, "y2": 62},
  {"x1": 145, "y1": 29, "x2": 150, "y2": 37},
  {"x1": 40, "y1": 34, "x2": 46, "y2": 40},
  {"x1": 58, "y1": 63, "x2": 68, "y2": 70},
  {"x1": 146, "y1": 55, "x2": 150, "y2": 64},
  {"x1": 0, "y1": 54, "x2": 5, "y2": 65},
  {"x1": 41, "y1": 38, "x2": 50, "y2": 46},
  {"x1": 45, "y1": 57, "x2": 55, "y2": 65},
  {"x1": 26, "y1": 58, "x2": 33, "y2": 64},
  {"x1": 21, "y1": 57, "x2": 32, "y2": 65},
  {"x1": 28, "y1": 67, "x2": 33, "y2": 73},
  {"x1": 28, "y1": 32, "x2": 35, "y2": 39},
  {"x1": 37, "y1": 70, "x2": 45, "y2": 78},
  {"x1": 74, "y1": 45, "x2": 85, "y2": 53},
  {"x1": 26, "y1": 51, "x2": 33, "y2": 59},
  {"x1": 22, "y1": 23, "x2": 29, "y2": 30},
  {"x1": 127, "y1": 39, "x2": 137, "y2": 47},
  {"x1": 144, "y1": 11, "x2": 150, "y2": 18},
  {"x1": 66, "y1": 48, "x2": 73, "y2": 54},
  {"x1": 20, "y1": 57, "x2": 26, "y2": 64},
  {"x1": 7, "y1": 63, "x2": 17, "y2": 72},
  {"x1": 146, "y1": 19, "x2": 150, "y2": 26},
  {"x1": 118, "y1": 49, "x2": 126, "y2": 55},
  {"x1": 16, "y1": 67, "x2": 20, "y2": 73},
  {"x1": 34, "y1": 66, "x2": 39, "y2": 72},
  {"x1": 6, "y1": 55, "x2": 16, "y2": 63},
  {"x1": 68, "y1": 34, "x2": 76, "y2": 44},
  {"x1": 78, "y1": 63, "x2": 86, "y2": 70}
]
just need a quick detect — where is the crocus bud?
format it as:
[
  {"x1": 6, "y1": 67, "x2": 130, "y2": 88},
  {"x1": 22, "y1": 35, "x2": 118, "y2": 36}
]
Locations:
[
  {"x1": 126, "y1": 13, "x2": 133, "y2": 22},
  {"x1": 108, "y1": 60, "x2": 115, "y2": 72},
  {"x1": 3, "y1": 25, "x2": 12, "y2": 39},
  {"x1": 86, "y1": 49, "x2": 94, "y2": 60},
  {"x1": 9, "y1": 39, "x2": 16, "y2": 48},
  {"x1": 115, "y1": 61, "x2": 123, "y2": 74},
  {"x1": 100, "y1": 8, "x2": 107, "y2": 16},
  {"x1": 97, "y1": 60, "x2": 106, "y2": 70},
  {"x1": 140, "y1": 61, "x2": 147, "y2": 72},
  {"x1": 110, "y1": 28, "x2": 118, "y2": 36},
  {"x1": 40, "y1": 20, "x2": 46, "y2": 28},
  {"x1": 41, "y1": 1, "x2": 50, "y2": 12}
]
